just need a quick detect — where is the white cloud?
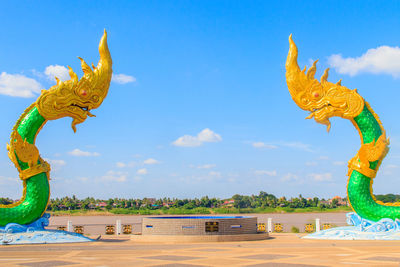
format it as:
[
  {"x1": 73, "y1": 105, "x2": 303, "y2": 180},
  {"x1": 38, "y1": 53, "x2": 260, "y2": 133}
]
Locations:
[
  {"x1": 173, "y1": 135, "x2": 202, "y2": 147},
  {"x1": 78, "y1": 177, "x2": 89, "y2": 182},
  {"x1": 318, "y1": 156, "x2": 329, "y2": 160},
  {"x1": 102, "y1": 170, "x2": 127, "y2": 182},
  {"x1": 116, "y1": 162, "x2": 126, "y2": 168},
  {"x1": 68, "y1": 149, "x2": 100, "y2": 157},
  {"x1": 137, "y1": 168, "x2": 148, "y2": 175},
  {"x1": 305, "y1": 161, "x2": 318, "y2": 166},
  {"x1": 0, "y1": 72, "x2": 42, "y2": 98},
  {"x1": 251, "y1": 141, "x2": 311, "y2": 151},
  {"x1": 328, "y1": 46, "x2": 400, "y2": 77},
  {"x1": 282, "y1": 142, "x2": 313, "y2": 152},
  {"x1": 281, "y1": 173, "x2": 299, "y2": 182},
  {"x1": 382, "y1": 164, "x2": 399, "y2": 175},
  {"x1": 116, "y1": 161, "x2": 136, "y2": 168},
  {"x1": 173, "y1": 128, "x2": 222, "y2": 147},
  {"x1": 254, "y1": 170, "x2": 277, "y2": 176},
  {"x1": 44, "y1": 158, "x2": 66, "y2": 171},
  {"x1": 333, "y1": 161, "x2": 346, "y2": 166},
  {"x1": 252, "y1": 142, "x2": 278, "y2": 149},
  {"x1": 44, "y1": 158, "x2": 66, "y2": 167},
  {"x1": 0, "y1": 176, "x2": 18, "y2": 184},
  {"x1": 186, "y1": 171, "x2": 225, "y2": 183},
  {"x1": 308, "y1": 173, "x2": 333, "y2": 182},
  {"x1": 144, "y1": 158, "x2": 160, "y2": 165},
  {"x1": 209, "y1": 171, "x2": 221, "y2": 177},
  {"x1": 44, "y1": 65, "x2": 70, "y2": 81},
  {"x1": 112, "y1": 74, "x2": 136, "y2": 84},
  {"x1": 197, "y1": 164, "x2": 216, "y2": 169},
  {"x1": 197, "y1": 128, "x2": 222, "y2": 142}
]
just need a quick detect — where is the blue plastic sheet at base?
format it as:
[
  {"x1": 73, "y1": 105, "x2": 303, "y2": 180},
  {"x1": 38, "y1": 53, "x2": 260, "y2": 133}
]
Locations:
[
  {"x1": 0, "y1": 213, "x2": 93, "y2": 245},
  {"x1": 303, "y1": 212, "x2": 400, "y2": 240}
]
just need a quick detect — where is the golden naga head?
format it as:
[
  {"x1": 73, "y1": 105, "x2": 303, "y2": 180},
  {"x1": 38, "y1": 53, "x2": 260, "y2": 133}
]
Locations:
[
  {"x1": 285, "y1": 35, "x2": 364, "y2": 131},
  {"x1": 36, "y1": 30, "x2": 112, "y2": 132}
]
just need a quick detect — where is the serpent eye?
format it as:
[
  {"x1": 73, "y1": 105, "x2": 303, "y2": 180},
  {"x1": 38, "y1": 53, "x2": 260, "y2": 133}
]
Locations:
[
  {"x1": 79, "y1": 89, "x2": 88, "y2": 97},
  {"x1": 312, "y1": 91, "x2": 320, "y2": 98}
]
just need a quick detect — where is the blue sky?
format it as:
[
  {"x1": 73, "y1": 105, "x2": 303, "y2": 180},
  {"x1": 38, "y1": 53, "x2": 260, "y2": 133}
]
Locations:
[{"x1": 0, "y1": 1, "x2": 400, "y2": 200}]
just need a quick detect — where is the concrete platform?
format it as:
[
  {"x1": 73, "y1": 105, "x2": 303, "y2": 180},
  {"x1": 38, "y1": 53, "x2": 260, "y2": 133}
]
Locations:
[{"x1": 1, "y1": 233, "x2": 400, "y2": 266}]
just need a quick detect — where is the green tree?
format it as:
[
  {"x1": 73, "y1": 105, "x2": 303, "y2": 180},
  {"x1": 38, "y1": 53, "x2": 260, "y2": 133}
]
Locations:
[
  {"x1": 330, "y1": 198, "x2": 339, "y2": 208},
  {"x1": 0, "y1": 198, "x2": 13, "y2": 205}
]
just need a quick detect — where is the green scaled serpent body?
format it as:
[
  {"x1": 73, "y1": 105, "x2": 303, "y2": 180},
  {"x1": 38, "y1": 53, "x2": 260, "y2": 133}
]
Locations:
[
  {"x1": 0, "y1": 31, "x2": 112, "y2": 227},
  {"x1": 348, "y1": 103, "x2": 398, "y2": 222},
  {"x1": 286, "y1": 35, "x2": 396, "y2": 222},
  {"x1": 1, "y1": 105, "x2": 49, "y2": 226}
]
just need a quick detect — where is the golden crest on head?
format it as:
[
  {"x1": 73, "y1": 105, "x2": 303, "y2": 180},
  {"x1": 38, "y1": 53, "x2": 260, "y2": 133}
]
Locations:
[
  {"x1": 36, "y1": 30, "x2": 113, "y2": 132},
  {"x1": 285, "y1": 34, "x2": 364, "y2": 131}
]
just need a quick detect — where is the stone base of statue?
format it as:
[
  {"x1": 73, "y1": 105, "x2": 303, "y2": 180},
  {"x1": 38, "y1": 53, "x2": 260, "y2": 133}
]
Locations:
[
  {"x1": 0, "y1": 213, "x2": 93, "y2": 245},
  {"x1": 304, "y1": 212, "x2": 400, "y2": 240}
]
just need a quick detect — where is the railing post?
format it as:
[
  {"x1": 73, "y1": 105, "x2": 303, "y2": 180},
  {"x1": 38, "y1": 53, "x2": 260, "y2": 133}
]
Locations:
[
  {"x1": 116, "y1": 219, "x2": 122, "y2": 235},
  {"x1": 316, "y1": 218, "x2": 320, "y2": 232},
  {"x1": 67, "y1": 220, "x2": 73, "y2": 232},
  {"x1": 267, "y1": 218, "x2": 272, "y2": 233}
]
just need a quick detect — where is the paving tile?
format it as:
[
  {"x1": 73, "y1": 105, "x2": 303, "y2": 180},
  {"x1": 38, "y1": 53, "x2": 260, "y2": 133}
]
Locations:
[
  {"x1": 190, "y1": 248, "x2": 228, "y2": 252},
  {"x1": 238, "y1": 254, "x2": 294, "y2": 260},
  {"x1": 18, "y1": 260, "x2": 77, "y2": 267},
  {"x1": 246, "y1": 263, "x2": 327, "y2": 267},
  {"x1": 4, "y1": 233, "x2": 400, "y2": 266},
  {"x1": 192, "y1": 257, "x2": 250, "y2": 266},
  {"x1": 151, "y1": 264, "x2": 207, "y2": 267},
  {"x1": 363, "y1": 256, "x2": 400, "y2": 262},
  {"x1": 142, "y1": 255, "x2": 202, "y2": 261}
]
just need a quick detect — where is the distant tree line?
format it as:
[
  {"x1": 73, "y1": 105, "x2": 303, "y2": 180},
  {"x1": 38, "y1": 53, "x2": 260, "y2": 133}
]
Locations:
[
  {"x1": 43, "y1": 191, "x2": 350, "y2": 212},
  {"x1": 4, "y1": 193, "x2": 399, "y2": 213},
  {"x1": 0, "y1": 197, "x2": 13, "y2": 205},
  {"x1": 375, "y1": 194, "x2": 400, "y2": 203}
]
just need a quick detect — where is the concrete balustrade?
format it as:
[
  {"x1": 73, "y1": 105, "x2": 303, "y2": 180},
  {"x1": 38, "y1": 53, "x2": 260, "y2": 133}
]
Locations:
[{"x1": 55, "y1": 217, "x2": 342, "y2": 235}]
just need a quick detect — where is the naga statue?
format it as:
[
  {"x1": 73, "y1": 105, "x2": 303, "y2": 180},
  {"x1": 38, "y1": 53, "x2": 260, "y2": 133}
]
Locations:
[
  {"x1": 285, "y1": 35, "x2": 395, "y2": 222},
  {"x1": 1, "y1": 31, "x2": 112, "y2": 226}
]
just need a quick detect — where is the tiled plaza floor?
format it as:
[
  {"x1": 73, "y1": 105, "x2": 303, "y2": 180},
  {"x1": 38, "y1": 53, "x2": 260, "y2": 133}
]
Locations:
[{"x1": 1, "y1": 233, "x2": 400, "y2": 266}]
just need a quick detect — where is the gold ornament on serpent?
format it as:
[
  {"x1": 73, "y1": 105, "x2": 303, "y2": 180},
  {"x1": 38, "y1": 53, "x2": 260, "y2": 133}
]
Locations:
[
  {"x1": 36, "y1": 30, "x2": 113, "y2": 132},
  {"x1": 7, "y1": 131, "x2": 50, "y2": 180},
  {"x1": 347, "y1": 134, "x2": 390, "y2": 179},
  {"x1": 285, "y1": 35, "x2": 364, "y2": 132}
]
